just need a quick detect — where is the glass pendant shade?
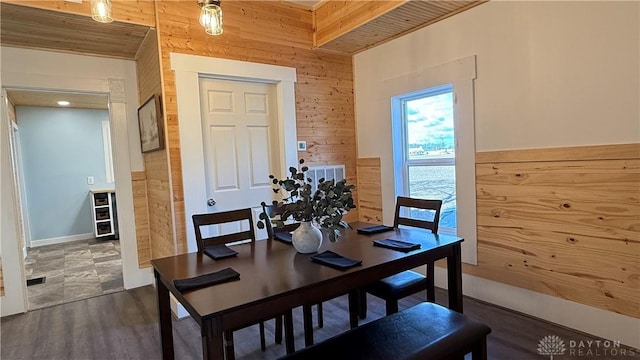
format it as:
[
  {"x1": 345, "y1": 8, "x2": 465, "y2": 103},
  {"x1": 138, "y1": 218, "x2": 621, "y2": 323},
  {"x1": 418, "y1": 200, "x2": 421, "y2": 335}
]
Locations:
[
  {"x1": 199, "y1": 2, "x2": 223, "y2": 35},
  {"x1": 91, "y1": 0, "x2": 113, "y2": 23}
]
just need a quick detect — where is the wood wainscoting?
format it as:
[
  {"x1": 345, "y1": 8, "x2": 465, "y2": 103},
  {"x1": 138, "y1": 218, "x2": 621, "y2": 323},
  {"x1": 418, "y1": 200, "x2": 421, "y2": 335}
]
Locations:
[
  {"x1": 357, "y1": 157, "x2": 383, "y2": 224},
  {"x1": 356, "y1": 143, "x2": 639, "y2": 318},
  {"x1": 131, "y1": 171, "x2": 151, "y2": 268},
  {"x1": 469, "y1": 143, "x2": 639, "y2": 318}
]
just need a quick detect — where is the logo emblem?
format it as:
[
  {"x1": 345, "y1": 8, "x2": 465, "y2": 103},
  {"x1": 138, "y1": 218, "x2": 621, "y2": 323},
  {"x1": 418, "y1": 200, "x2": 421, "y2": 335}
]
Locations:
[{"x1": 538, "y1": 335, "x2": 566, "y2": 359}]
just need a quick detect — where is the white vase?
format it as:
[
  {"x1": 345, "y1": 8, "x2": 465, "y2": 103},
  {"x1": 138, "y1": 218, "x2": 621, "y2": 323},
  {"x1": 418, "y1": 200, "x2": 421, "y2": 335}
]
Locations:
[{"x1": 292, "y1": 221, "x2": 323, "y2": 254}]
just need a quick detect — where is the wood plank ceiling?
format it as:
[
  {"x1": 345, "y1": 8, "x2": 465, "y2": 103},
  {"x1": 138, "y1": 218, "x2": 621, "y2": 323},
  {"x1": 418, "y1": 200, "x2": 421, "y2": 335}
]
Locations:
[
  {"x1": 315, "y1": 0, "x2": 486, "y2": 54},
  {"x1": 0, "y1": 2, "x2": 150, "y2": 60}
]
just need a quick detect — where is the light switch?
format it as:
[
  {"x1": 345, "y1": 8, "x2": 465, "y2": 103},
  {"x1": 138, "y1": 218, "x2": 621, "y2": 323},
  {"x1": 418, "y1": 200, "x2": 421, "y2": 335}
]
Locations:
[
  {"x1": 297, "y1": 141, "x2": 307, "y2": 151},
  {"x1": 88, "y1": 176, "x2": 95, "y2": 185}
]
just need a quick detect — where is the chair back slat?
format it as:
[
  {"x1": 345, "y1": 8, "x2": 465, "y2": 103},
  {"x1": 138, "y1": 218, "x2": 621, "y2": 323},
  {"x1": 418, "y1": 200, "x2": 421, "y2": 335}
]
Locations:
[
  {"x1": 261, "y1": 203, "x2": 300, "y2": 239},
  {"x1": 393, "y1": 196, "x2": 442, "y2": 233},
  {"x1": 192, "y1": 208, "x2": 256, "y2": 252}
]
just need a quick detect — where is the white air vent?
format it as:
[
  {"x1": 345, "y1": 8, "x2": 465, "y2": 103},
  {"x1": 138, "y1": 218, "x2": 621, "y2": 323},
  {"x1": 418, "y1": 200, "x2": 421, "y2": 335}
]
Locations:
[{"x1": 306, "y1": 165, "x2": 345, "y2": 193}]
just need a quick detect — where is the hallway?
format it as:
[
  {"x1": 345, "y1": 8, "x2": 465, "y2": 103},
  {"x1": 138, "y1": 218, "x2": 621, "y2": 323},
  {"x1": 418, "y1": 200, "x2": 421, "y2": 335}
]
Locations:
[{"x1": 24, "y1": 238, "x2": 123, "y2": 310}]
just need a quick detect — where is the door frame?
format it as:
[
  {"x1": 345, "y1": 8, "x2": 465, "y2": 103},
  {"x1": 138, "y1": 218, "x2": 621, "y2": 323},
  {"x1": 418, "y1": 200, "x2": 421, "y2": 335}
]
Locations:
[
  {"x1": 0, "y1": 80, "x2": 152, "y2": 317},
  {"x1": 171, "y1": 53, "x2": 298, "y2": 253}
]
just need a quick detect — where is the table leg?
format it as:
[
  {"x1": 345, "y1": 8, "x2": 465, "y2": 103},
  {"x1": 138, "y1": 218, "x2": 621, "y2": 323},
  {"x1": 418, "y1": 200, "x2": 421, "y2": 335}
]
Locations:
[
  {"x1": 348, "y1": 291, "x2": 359, "y2": 329},
  {"x1": 155, "y1": 271, "x2": 174, "y2": 360},
  {"x1": 447, "y1": 243, "x2": 463, "y2": 312},
  {"x1": 201, "y1": 318, "x2": 225, "y2": 360},
  {"x1": 426, "y1": 262, "x2": 436, "y2": 303}
]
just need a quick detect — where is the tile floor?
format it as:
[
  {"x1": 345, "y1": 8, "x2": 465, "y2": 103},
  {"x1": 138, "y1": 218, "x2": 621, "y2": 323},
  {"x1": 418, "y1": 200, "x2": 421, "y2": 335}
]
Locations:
[{"x1": 24, "y1": 238, "x2": 123, "y2": 310}]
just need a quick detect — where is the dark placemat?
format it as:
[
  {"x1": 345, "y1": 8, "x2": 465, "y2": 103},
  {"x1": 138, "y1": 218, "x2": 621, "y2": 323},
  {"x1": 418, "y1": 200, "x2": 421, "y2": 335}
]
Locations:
[
  {"x1": 173, "y1": 267, "x2": 240, "y2": 292},
  {"x1": 311, "y1": 250, "x2": 362, "y2": 270},
  {"x1": 357, "y1": 224, "x2": 395, "y2": 235},
  {"x1": 274, "y1": 232, "x2": 293, "y2": 244},
  {"x1": 204, "y1": 245, "x2": 239, "y2": 260},
  {"x1": 373, "y1": 238, "x2": 421, "y2": 252}
]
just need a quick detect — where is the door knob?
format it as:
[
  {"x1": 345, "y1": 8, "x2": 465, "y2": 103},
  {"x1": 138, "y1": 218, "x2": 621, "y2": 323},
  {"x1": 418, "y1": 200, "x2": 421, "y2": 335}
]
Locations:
[{"x1": 207, "y1": 198, "x2": 217, "y2": 206}]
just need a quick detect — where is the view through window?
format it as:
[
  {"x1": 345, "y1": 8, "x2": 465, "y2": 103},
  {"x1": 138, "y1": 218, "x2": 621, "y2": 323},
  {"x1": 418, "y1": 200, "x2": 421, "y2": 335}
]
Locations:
[{"x1": 400, "y1": 85, "x2": 456, "y2": 230}]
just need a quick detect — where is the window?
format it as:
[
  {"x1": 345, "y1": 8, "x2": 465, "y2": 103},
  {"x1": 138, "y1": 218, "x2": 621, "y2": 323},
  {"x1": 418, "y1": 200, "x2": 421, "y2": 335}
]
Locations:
[
  {"x1": 393, "y1": 85, "x2": 456, "y2": 231},
  {"x1": 386, "y1": 55, "x2": 477, "y2": 264}
]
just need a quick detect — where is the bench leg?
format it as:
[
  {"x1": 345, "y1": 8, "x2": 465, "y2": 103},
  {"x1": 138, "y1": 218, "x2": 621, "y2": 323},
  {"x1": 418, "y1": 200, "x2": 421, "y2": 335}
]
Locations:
[
  {"x1": 385, "y1": 299, "x2": 399, "y2": 316},
  {"x1": 472, "y1": 337, "x2": 488, "y2": 360}
]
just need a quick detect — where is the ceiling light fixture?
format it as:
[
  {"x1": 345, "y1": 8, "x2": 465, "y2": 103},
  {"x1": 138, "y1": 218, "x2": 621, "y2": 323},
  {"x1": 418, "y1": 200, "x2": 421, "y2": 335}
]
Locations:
[
  {"x1": 91, "y1": 0, "x2": 113, "y2": 23},
  {"x1": 197, "y1": 0, "x2": 223, "y2": 36},
  {"x1": 57, "y1": 101, "x2": 70, "y2": 106}
]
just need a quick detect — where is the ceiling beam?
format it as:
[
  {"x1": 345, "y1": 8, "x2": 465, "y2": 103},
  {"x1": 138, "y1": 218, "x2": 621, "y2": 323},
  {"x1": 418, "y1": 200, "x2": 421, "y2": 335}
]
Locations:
[{"x1": 314, "y1": 0, "x2": 405, "y2": 48}]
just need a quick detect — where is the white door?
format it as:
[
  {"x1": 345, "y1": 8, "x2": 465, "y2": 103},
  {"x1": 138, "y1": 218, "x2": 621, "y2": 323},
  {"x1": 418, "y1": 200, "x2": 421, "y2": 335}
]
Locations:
[{"x1": 199, "y1": 78, "x2": 281, "y2": 237}]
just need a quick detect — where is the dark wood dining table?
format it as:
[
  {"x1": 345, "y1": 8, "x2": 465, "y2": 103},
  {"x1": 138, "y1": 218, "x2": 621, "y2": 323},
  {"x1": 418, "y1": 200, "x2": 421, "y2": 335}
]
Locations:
[{"x1": 151, "y1": 221, "x2": 464, "y2": 360}]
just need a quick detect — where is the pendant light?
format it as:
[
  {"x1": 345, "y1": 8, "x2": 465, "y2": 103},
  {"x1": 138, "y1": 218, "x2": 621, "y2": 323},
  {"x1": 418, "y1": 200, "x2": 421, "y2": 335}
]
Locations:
[
  {"x1": 198, "y1": 0, "x2": 223, "y2": 36},
  {"x1": 91, "y1": 0, "x2": 113, "y2": 23}
]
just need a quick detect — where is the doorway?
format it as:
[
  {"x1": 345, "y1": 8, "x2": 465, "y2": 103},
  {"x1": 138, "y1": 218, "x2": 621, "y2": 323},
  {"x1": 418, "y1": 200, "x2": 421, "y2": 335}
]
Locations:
[
  {"x1": 172, "y1": 53, "x2": 299, "y2": 253},
  {"x1": 198, "y1": 77, "x2": 282, "y2": 234},
  {"x1": 6, "y1": 89, "x2": 125, "y2": 310}
]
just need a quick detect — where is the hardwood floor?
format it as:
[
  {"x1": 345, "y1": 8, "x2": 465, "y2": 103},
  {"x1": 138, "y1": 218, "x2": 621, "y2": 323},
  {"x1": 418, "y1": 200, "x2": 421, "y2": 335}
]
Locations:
[{"x1": 1, "y1": 285, "x2": 638, "y2": 359}]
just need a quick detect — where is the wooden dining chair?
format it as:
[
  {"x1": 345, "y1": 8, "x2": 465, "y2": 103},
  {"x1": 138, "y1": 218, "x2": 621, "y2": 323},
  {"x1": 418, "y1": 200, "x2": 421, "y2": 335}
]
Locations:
[
  {"x1": 358, "y1": 196, "x2": 443, "y2": 318},
  {"x1": 261, "y1": 203, "x2": 324, "y2": 346},
  {"x1": 192, "y1": 208, "x2": 290, "y2": 357}
]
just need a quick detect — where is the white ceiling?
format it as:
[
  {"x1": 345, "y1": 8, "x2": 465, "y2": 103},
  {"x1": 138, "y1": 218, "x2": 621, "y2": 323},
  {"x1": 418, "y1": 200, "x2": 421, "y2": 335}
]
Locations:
[{"x1": 7, "y1": 89, "x2": 109, "y2": 110}]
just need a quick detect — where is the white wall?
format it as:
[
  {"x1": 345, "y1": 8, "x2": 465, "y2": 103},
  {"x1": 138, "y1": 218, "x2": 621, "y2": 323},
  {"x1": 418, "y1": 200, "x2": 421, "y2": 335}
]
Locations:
[
  {"x1": 354, "y1": 0, "x2": 639, "y2": 348},
  {"x1": 1, "y1": 47, "x2": 152, "y2": 316}
]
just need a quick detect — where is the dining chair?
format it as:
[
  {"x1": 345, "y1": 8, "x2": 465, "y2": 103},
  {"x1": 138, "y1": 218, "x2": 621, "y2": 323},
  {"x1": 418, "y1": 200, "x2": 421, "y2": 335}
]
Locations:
[
  {"x1": 358, "y1": 196, "x2": 443, "y2": 317},
  {"x1": 192, "y1": 208, "x2": 290, "y2": 357},
  {"x1": 261, "y1": 203, "x2": 324, "y2": 345}
]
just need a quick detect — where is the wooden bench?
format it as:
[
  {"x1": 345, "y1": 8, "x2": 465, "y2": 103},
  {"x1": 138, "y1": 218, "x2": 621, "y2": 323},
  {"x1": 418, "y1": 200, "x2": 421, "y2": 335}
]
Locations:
[{"x1": 280, "y1": 302, "x2": 491, "y2": 360}]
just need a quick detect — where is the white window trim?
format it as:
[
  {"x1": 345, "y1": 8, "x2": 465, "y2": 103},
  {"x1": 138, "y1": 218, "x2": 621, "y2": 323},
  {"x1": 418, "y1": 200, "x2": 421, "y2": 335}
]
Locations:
[{"x1": 388, "y1": 55, "x2": 477, "y2": 265}]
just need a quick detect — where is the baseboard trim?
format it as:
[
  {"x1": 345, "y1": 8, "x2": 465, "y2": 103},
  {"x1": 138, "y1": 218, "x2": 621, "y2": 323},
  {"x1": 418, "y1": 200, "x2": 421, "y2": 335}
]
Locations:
[
  {"x1": 30, "y1": 233, "x2": 94, "y2": 248},
  {"x1": 434, "y1": 268, "x2": 640, "y2": 350}
]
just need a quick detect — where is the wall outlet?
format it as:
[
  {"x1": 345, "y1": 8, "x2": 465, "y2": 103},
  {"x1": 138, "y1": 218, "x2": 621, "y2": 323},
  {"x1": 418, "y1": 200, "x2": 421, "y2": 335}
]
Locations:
[{"x1": 87, "y1": 176, "x2": 95, "y2": 185}]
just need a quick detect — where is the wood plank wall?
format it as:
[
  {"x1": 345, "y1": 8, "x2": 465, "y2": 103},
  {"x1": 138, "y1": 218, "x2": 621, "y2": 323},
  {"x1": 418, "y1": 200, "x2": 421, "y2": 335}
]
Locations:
[
  {"x1": 154, "y1": 1, "x2": 357, "y2": 255},
  {"x1": 131, "y1": 171, "x2": 151, "y2": 268},
  {"x1": 470, "y1": 143, "x2": 639, "y2": 318},
  {"x1": 357, "y1": 157, "x2": 383, "y2": 223},
  {"x1": 134, "y1": 26, "x2": 162, "y2": 267}
]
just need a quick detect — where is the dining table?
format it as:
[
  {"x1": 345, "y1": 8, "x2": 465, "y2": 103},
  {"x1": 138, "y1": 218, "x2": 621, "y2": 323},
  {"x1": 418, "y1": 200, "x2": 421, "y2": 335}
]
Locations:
[{"x1": 151, "y1": 221, "x2": 464, "y2": 360}]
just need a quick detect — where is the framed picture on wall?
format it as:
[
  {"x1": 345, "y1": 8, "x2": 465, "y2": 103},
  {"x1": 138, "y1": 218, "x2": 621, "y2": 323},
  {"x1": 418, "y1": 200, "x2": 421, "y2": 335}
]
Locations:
[{"x1": 137, "y1": 94, "x2": 164, "y2": 153}]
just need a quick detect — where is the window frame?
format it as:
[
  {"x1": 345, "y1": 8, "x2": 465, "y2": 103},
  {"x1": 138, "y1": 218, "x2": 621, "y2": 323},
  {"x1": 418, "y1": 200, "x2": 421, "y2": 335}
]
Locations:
[
  {"x1": 388, "y1": 55, "x2": 478, "y2": 265},
  {"x1": 397, "y1": 85, "x2": 455, "y2": 209}
]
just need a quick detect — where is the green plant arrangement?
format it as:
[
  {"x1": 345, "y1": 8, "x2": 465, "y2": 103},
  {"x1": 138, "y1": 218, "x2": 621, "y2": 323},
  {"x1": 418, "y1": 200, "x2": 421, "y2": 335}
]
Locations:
[{"x1": 257, "y1": 159, "x2": 356, "y2": 241}]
